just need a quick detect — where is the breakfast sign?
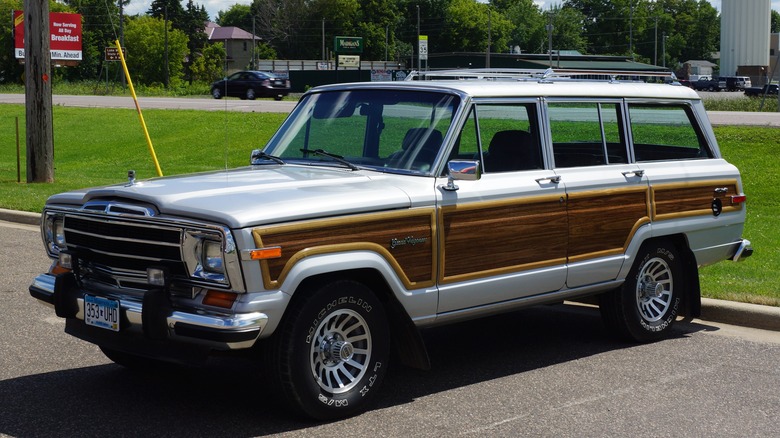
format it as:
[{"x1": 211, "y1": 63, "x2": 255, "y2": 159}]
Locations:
[{"x1": 13, "y1": 10, "x2": 83, "y2": 62}]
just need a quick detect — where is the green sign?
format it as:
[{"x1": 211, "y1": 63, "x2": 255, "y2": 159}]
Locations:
[{"x1": 334, "y1": 36, "x2": 363, "y2": 54}]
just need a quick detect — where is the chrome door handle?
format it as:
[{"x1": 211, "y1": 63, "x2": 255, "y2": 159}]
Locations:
[
  {"x1": 535, "y1": 175, "x2": 561, "y2": 184},
  {"x1": 622, "y1": 169, "x2": 645, "y2": 178}
]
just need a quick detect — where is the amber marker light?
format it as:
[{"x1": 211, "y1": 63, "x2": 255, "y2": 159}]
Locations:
[
  {"x1": 203, "y1": 290, "x2": 237, "y2": 309},
  {"x1": 250, "y1": 247, "x2": 282, "y2": 260}
]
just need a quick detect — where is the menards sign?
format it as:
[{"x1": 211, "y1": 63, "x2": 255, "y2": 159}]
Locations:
[
  {"x1": 13, "y1": 11, "x2": 83, "y2": 61},
  {"x1": 334, "y1": 36, "x2": 363, "y2": 54}
]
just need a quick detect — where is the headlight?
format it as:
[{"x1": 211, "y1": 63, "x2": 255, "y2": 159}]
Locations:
[
  {"x1": 44, "y1": 213, "x2": 66, "y2": 255},
  {"x1": 202, "y1": 240, "x2": 224, "y2": 273}
]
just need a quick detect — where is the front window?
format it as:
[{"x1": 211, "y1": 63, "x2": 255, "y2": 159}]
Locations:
[{"x1": 264, "y1": 89, "x2": 460, "y2": 174}]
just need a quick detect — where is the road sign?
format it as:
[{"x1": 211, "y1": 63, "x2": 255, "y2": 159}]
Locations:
[
  {"x1": 104, "y1": 47, "x2": 127, "y2": 62},
  {"x1": 419, "y1": 35, "x2": 428, "y2": 61}
]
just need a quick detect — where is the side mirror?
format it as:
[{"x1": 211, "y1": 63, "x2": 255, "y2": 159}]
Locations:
[{"x1": 442, "y1": 160, "x2": 481, "y2": 191}]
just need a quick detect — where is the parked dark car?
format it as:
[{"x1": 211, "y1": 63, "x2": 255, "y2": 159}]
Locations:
[
  {"x1": 210, "y1": 71, "x2": 290, "y2": 101},
  {"x1": 744, "y1": 84, "x2": 779, "y2": 98},
  {"x1": 718, "y1": 76, "x2": 751, "y2": 92},
  {"x1": 692, "y1": 77, "x2": 720, "y2": 91}
]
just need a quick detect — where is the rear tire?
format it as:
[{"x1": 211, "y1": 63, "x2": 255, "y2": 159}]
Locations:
[
  {"x1": 600, "y1": 240, "x2": 682, "y2": 342},
  {"x1": 266, "y1": 280, "x2": 390, "y2": 420},
  {"x1": 246, "y1": 88, "x2": 256, "y2": 100},
  {"x1": 211, "y1": 88, "x2": 223, "y2": 99}
]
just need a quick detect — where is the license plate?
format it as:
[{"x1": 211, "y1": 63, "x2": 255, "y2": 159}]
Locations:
[{"x1": 84, "y1": 295, "x2": 120, "y2": 331}]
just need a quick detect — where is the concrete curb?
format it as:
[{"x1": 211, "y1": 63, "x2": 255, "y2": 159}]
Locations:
[
  {"x1": 1, "y1": 208, "x2": 778, "y2": 332},
  {"x1": 0, "y1": 208, "x2": 40, "y2": 226},
  {"x1": 700, "y1": 298, "x2": 780, "y2": 332}
]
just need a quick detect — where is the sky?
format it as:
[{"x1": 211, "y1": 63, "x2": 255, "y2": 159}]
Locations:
[{"x1": 123, "y1": 0, "x2": 780, "y2": 25}]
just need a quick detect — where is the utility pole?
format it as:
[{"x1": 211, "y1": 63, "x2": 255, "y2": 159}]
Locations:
[
  {"x1": 24, "y1": 0, "x2": 54, "y2": 183},
  {"x1": 546, "y1": 13, "x2": 553, "y2": 68},
  {"x1": 416, "y1": 5, "x2": 420, "y2": 71},
  {"x1": 164, "y1": 4, "x2": 169, "y2": 88},
  {"x1": 486, "y1": 6, "x2": 491, "y2": 68}
]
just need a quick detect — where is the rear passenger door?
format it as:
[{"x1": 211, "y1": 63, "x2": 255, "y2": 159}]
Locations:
[{"x1": 544, "y1": 100, "x2": 650, "y2": 288}]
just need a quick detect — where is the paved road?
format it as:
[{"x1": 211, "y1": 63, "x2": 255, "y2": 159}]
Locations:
[
  {"x1": 2, "y1": 221, "x2": 779, "y2": 437},
  {"x1": 1, "y1": 94, "x2": 780, "y2": 126}
]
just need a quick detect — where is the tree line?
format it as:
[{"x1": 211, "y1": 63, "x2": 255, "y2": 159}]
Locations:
[{"x1": 2, "y1": 0, "x2": 779, "y2": 89}]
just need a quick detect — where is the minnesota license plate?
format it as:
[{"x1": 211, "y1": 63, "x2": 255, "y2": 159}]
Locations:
[{"x1": 84, "y1": 295, "x2": 120, "y2": 331}]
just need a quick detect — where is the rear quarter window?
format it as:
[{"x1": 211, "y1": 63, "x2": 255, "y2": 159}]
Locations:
[{"x1": 628, "y1": 103, "x2": 713, "y2": 161}]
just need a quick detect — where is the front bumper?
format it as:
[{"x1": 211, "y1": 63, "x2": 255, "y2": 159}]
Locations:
[{"x1": 29, "y1": 272, "x2": 268, "y2": 351}]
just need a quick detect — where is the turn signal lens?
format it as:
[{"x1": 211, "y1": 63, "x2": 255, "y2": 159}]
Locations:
[
  {"x1": 203, "y1": 290, "x2": 237, "y2": 309},
  {"x1": 250, "y1": 247, "x2": 282, "y2": 260}
]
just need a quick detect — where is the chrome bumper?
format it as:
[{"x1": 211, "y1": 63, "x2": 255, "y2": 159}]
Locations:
[
  {"x1": 29, "y1": 273, "x2": 268, "y2": 350},
  {"x1": 732, "y1": 239, "x2": 754, "y2": 262}
]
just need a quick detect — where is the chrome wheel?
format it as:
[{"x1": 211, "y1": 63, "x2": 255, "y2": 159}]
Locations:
[
  {"x1": 309, "y1": 309, "x2": 372, "y2": 394},
  {"x1": 635, "y1": 257, "x2": 674, "y2": 323}
]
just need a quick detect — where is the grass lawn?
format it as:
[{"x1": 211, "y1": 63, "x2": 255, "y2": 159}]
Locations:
[{"x1": 0, "y1": 104, "x2": 776, "y2": 306}]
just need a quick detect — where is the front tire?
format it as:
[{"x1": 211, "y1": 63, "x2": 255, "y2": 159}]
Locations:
[
  {"x1": 246, "y1": 88, "x2": 256, "y2": 100},
  {"x1": 267, "y1": 280, "x2": 390, "y2": 420},
  {"x1": 600, "y1": 240, "x2": 682, "y2": 342}
]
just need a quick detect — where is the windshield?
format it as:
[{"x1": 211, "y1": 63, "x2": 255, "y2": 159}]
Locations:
[{"x1": 264, "y1": 89, "x2": 460, "y2": 174}]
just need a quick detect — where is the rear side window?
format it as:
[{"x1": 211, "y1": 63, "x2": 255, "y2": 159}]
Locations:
[
  {"x1": 548, "y1": 102, "x2": 628, "y2": 168},
  {"x1": 628, "y1": 104, "x2": 713, "y2": 161}
]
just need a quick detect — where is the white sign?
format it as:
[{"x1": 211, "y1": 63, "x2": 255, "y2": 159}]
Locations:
[
  {"x1": 419, "y1": 35, "x2": 428, "y2": 61},
  {"x1": 338, "y1": 55, "x2": 360, "y2": 68}
]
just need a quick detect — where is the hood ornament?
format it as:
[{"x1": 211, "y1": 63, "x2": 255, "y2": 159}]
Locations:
[{"x1": 127, "y1": 170, "x2": 136, "y2": 186}]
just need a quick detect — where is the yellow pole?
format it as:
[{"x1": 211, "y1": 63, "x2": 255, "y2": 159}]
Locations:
[{"x1": 114, "y1": 39, "x2": 163, "y2": 177}]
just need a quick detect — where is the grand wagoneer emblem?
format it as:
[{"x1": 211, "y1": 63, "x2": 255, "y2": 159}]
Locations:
[{"x1": 390, "y1": 236, "x2": 428, "y2": 249}]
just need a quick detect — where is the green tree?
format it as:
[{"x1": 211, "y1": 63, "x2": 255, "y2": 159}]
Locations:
[
  {"x1": 215, "y1": 3, "x2": 253, "y2": 30},
  {"x1": 190, "y1": 41, "x2": 225, "y2": 82},
  {"x1": 440, "y1": 0, "x2": 512, "y2": 54},
  {"x1": 251, "y1": 0, "x2": 309, "y2": 58},
  {"x1": 770, "y1": 9, "x2": 779, "y2": 33},
  {"x1": 147, "y1": 0, "x2": 186, "y2": 25},
  {"x1": 62, "y1": 0, "x2": 127, "y2": 81},
  {"x1": 182, "y1": 0, "x2": 209, "y2": 84},
  {"x1": 547, "y1": 5, "x2": 588, "y2": 54},
  {"x1": 123, "y1": 15, "x2": 188, "y2": 86},
  {"x1": 501, "y1": 0, "x2": 547, "y2": 54}
]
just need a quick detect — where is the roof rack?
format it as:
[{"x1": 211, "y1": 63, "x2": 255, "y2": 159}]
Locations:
[{"x1": 405, "y1": 68, "x2": 677, "y2": 83}]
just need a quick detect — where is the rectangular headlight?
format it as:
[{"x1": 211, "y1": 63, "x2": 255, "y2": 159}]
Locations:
[{"x1": 202, "y1": 240, "x2": 224, "y2": 274}]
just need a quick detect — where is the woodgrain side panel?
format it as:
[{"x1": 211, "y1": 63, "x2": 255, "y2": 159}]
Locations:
[
  {"x1": 653, "y1": 180, "x2": 742, "y2": 220},
  {"x1": 440, "y1": 196, "x2": 567, "y2": 282},
  {"x1": 252, "y1": 210, "x2": 435, "y2": 289},
  {"x1": 567, "y1": 188, "x2": 650, "y2": 259}
]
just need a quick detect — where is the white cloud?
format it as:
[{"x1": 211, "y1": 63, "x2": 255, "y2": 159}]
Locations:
[{"x1": 124, "y1": 0, "x2": 254, "y2": 21}]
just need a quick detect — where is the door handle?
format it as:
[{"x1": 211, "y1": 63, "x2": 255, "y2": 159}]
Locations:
[
  {"x1": 622, "y1": 169, "x2": 645, "y2": 178},
  {"x1": 535, "y1": 175, "x2": 561, "y2": 184}
]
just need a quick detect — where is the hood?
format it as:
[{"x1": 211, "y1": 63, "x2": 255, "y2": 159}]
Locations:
[{"x1": 46, "y1": 165, "x2": 416, "y2": 229}]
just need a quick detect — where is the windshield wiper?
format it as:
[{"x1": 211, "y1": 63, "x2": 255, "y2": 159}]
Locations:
[
  {"x1": 251, "y1": 150, "x2": 285, "y2": 165},
  {"x1": 300, "y1": 148, "x2": 359, "y2": 171}
]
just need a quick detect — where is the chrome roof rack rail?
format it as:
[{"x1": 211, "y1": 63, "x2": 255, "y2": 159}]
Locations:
[{"x1": 405, "y1": 68, "x2": 676, "y2": 83}]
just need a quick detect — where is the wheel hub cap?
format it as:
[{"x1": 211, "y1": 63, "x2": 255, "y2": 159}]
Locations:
[
  {"x1": 641, "y1": 280, "x2": 665, "y2": 299},
  {"x1": 321, "y1": 337, "x2": 355, "y2": 364}
]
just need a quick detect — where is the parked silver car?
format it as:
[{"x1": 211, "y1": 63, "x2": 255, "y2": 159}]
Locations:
[{"x1": 30, "y1": 69, "x2": 752, "y2": 420}]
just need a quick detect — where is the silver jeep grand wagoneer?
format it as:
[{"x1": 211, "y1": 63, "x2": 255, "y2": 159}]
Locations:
[{"x1": 30, "y1": 69, "x2": 752, "y2": 419}]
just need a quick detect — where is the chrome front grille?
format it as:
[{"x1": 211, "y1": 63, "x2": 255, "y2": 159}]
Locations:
[{"x1": 63, "y1": 215, "x2": 187, "y2": 282}]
